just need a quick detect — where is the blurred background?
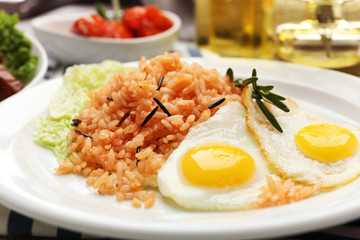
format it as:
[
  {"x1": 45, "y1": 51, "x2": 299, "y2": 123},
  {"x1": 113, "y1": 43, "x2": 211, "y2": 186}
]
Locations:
[
  {"x1": 1, "y1": 0, "x2": 360, "y2": 73},
  {"x1": 0, "y1": 0, "x2": 195, "y2": 41},
  {"x1": 1, "y1": 0, "x2": 360, "y2": 238}
]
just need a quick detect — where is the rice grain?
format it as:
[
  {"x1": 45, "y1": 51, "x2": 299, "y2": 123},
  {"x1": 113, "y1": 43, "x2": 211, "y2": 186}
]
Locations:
[{"x1": 58, "y1": 52, "x2": 242, "y2": 206}]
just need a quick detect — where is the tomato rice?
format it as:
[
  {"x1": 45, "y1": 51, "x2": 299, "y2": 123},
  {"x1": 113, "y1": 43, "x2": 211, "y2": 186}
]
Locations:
[{"x1": 55, "y1": 52, "x2": 242, "y2": 207}]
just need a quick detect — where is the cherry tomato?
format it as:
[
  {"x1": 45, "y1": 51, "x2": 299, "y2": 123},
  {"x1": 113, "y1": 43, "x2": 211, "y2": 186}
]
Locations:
[
  {"x1": 73, "y1": 14, "x2": 134, "y2": 38},
  {"x1": 138, "y1": 24, "x2": 162, "y2": 37},
  {"x1": 145, "y1": 6, "x2": 173, "y2": 31},
  {"x1": 72, "y1": 14, "x2": 107, "y2": 37},
  {"x1": 123, "y1": 5, "x2": 173, "y2": 37},
  {"x1": 123, "y1": 6, "x2": 147, "y2": 31},
  {"x1": 109, "y1": 21, "x2": 134, "y2": 38},
  {"x1": 72, "y1": 6, "x2": 173, "y2": 39}
]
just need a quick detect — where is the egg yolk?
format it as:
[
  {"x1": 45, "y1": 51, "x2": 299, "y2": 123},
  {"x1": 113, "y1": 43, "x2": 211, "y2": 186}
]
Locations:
[
  {"x1": 181, "y1": 144, "x2": 255, "y2": 188},
  {"x1": 295, "y1": 124, "x2": 359, "y2": 163}
]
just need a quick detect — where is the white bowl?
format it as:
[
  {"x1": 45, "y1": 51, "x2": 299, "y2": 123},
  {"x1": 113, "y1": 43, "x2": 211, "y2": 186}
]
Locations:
[
  {"x1": 25, "y1": 34, "x2": 48, "y2": 90},
  {"x1": 31, "y1": 10, "x2": 181, "y2": 64}
]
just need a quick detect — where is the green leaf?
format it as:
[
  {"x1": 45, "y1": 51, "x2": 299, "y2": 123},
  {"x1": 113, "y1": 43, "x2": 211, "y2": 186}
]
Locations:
[
  {"x1": 230, "y1": 68, "x2": 289, "y2": 133},
  {"x1": 263, "y1": 91, "x2": 286, "y2": 101},
  {"x1": 95, "y1": 2, "x2": 109, "y2": 21},
  {"x1": 241, "y1": 77, "x2": 258, "y2": 87},
  {"x1": 252, "y1": 68, "x2": 257, "y2": 77},
  {"x1": 262, "y1": 92, "x2": 290, "y2": 112},
  {"x1": 258, "y1": 85, "x2": 274, "y2": 93},
  {"x1": 256, "y1": 99, "x2": 283, "y2": 133},
  {"x1": 11, "y1": 56, "x2": 38, "y2": 84},
  {"x1": 235, "y1": 82, "x2": 243, "y2": 88},
  {"x1": 251, "y1": 91, "x2": 262, "y2": 100},
  {"x1": 263, "y1": 98, "x2": 289, "y2": 113},
  {"x1": 226, "y1": 68, "x2": 234, "y2": 81},
  {"x1": 0, "y1": 10, "x2": 38, "y2": 83}
]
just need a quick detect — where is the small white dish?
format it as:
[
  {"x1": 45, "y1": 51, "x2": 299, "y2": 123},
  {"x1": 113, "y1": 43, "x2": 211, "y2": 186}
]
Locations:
[
  {"x1": 31, "y1": 10, "x2": 181, "y2": 64},
  {"x1": 0, "y1": 58, "x2": 360, "y2": 239}
]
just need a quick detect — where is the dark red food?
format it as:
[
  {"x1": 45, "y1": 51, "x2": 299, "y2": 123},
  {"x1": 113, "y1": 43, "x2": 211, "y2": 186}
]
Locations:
[
  {"x1": 123, "y1": 5, "x2": 173, "y2": 37},
  {"x1": 0, "y1": 64, "x2": 24, "y2": 101},
  {"x1": 108, "y1": 20, "x2": 134, "y2": 38},
  {"x1": 72, "y1": 14, "x2": 134, "y2": 38},
  {"x1": 72, "y1": 14, "x2": 107, "y2": 37},
  {"x1": 122, "y1": 6, "x2": 146, "y2": 30},
  {"x1": 72, "y1": 5, "x2": 173, "y2": 39},
  {"x1": 144, "y1": 6, "x2": 173, "y2": 31}
]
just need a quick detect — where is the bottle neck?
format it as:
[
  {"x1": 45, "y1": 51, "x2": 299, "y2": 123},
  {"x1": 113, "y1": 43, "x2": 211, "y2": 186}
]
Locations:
[{"x1": 306, "y1": 0, "x2": 346, "y2": 23}]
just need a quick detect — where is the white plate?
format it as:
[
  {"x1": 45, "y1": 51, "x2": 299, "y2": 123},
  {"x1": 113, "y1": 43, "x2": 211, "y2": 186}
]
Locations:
[
  {"x1": 0, "y1": 58, "x2": 360, "y2": 240},
  {"x1": 31, "y1": 10, "x2": 181, "y2": 64}
]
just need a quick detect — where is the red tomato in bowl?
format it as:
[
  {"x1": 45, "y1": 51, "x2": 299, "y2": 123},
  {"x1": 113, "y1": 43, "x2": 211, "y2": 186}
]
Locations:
[
  {"x1": 122, "y1": 6, "x2": 147, "y2": 30},
  {"x1": 145, "y1": 6, "x2": 173, "y2": 31},
  {"x1": 72, "y1": 6, "x2": 173, "y2": 39},
  {"x1": 72, "y1": 14, "x2": 134, "y2": 38},
  {"x1": 123, "y1": 5, "x2": 173, "y2": 37},
  {"x1": 72, "y1": 14, "x2": 107, "y2": 37},
  {"x1": 108, "y1": 21, "x2": 134, "y2": 38}
]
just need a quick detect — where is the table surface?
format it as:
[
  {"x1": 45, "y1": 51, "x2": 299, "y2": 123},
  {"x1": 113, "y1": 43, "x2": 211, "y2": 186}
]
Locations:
[{"x1": 2, "y1": 2, "x2": 360, "y2": 240}]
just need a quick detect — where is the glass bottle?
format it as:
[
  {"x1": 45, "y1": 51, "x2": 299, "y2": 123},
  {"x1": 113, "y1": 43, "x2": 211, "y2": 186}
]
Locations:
[
  {"x1": 195, "y1": 0, "x2": 274, "y2": 59},
  {"x1": 195, "y1": 0, "x2": 210, "y2": 48},
  {"x1": 275, "y1": 0, "x2": 360, "y2": 68}
]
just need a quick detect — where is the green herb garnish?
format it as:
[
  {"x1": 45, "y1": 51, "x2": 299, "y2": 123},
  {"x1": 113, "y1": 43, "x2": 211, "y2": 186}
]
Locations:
[
  {"x1": 95, "y1": 2, "x2": 110, "y2": 21},
  {"x1": 95, "y1": 0, "x2": 121, "y2": 21},
  {"x1": 228, "y1": 68, "x2": 289, "y2": 133}
]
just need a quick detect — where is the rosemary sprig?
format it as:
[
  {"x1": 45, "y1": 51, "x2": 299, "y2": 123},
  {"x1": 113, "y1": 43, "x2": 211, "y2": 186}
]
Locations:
[
  {"x1": 95, "y1": 0, "x2": 121, "y2": 21},
  {"x1": 227, "y1": 68, "x2": 289, "y2": 133},
  {"x1": 95, "y1": 2, "x2": 109, "y2": 21}
]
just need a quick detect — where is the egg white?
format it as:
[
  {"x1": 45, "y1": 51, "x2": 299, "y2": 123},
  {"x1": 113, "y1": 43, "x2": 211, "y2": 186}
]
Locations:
[
  {"x1": 157, "y1": 101, "x2": 277, "y2": 211},
  {"x1": 242, "y1": 87, "x2": 360, "y2": 189}
]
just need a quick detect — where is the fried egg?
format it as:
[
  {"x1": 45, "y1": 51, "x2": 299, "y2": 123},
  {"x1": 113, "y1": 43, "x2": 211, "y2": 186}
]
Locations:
[
  {"x1": 157, "y1": 101, "x2": 277, "y2": 211},
  {"x1": 242, "y1": 87, "x2": 360, "y2": 189}
]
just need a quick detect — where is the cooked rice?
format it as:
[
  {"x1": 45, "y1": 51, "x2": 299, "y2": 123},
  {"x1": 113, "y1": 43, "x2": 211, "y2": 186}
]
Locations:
[
  {"x1": 55, "y1": 52, "x2": 241, "y2": 207},
  {"x1": 252, "y1": 175, "x2": 321, "y2": 209}
]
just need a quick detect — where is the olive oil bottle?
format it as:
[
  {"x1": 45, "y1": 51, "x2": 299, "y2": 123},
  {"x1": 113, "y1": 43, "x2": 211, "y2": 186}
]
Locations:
[
  {"x1": 196, "y1": 0, "x2": 274, "y2": 59},
  {"x1": 195, "y1": 0, "x2": 210, "y2": 47},
  {"x1": 275, "y1": 0, "x2": 360, "y2": 68}
]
